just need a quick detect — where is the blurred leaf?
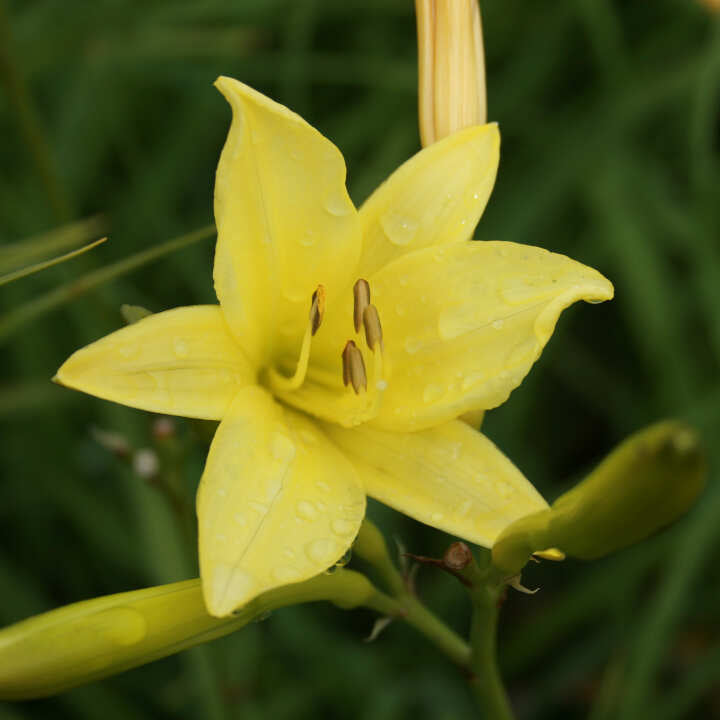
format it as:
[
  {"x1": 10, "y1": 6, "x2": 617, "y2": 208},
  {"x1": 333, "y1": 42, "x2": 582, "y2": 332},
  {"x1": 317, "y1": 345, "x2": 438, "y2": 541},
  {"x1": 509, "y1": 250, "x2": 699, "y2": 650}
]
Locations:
[
  {"x1": 0, "y1": 236, "x2": 106, "y2": 287},
  {"x1": 0, "y1": 225, "x2": 214, "y2": 344}
]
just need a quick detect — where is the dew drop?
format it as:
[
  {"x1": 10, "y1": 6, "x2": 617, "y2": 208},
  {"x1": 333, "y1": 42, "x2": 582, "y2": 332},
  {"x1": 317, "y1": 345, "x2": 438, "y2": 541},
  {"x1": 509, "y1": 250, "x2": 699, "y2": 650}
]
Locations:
[
  {"x1": 173, "y1": 338, "x2": 189, "y2": 357},
  {"x1": 423, "y1": 383, "x2": 444, "y2": 403},
  {"x1": 234, "y1": 512, "x2": 247, "y2": 526},
  {"x1": 271, "y1": 432, "x2": 296, "y2": 463},
  {"x1": 376, "y1": 379, "x2": 388, "y2": 391},
  {"x1": 380, "y1": 211, "x2": 418, "y2": 246},
  {"x1": 119, "y1": 345, "x2": 137, "y2": 359},
  {"x1": 96, "y1": 608, "x2": 147, "y2": 647},
  {"x1": 283, "y1": 548, "x2": 296, "y2": 559},
  {"x1": 331, "y1": 518, "x2": 357, "y2": 536},
  {"x1": 305, "y1": 538, "x2": 338, "y2": 563},
  {"x1": 404, "y1": 336, "x2": 424, "y2": 354},
  {"x1": 491, "y1": 319, "x2": 504, "y2": 330},
  {"x1": 273, "y1": 566, "x2": 301, "y2": 582},
  {"x1": 334, "y1": 547, "x2": 352, "y2": 567},
  {"x1": 395, "y1": 303, "x2": 406, "y2": 316},
  {"x1": 316, "y1": 480, "x2": 331, "y2": 492},
  {"x1": 299, "y1": 229, "x2": 316, "y2": 247},
  {"x1": 430, "y1": 512, "x2": 444, "y2": 523},
  {"x1": 587, "y1": 298, "x2": 604, "y2": 304},
  {"x1": 296, "y1": 500, "x2": 318, "y2": 521},
  {"x1": 249, "y1": 501, "x2": 269, "y2": 514},
  {"x1": 324, "y1": 191, "x2": 351, "y2": 217},
  {"x1": 473, "y1": 192, "x2": 480, "y2": 200}
]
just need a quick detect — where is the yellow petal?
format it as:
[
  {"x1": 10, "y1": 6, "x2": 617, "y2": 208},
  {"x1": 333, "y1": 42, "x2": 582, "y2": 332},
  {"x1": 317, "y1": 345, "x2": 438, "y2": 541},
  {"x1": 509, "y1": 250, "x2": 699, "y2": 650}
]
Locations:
[
  {"x1": 197, "y1": 385, "x2": 365, "y2": 617},
  {"x1": 213, "y1": 77, "x2": 361, "y2": 368},
  {"x1": 55, "y1": 306, "x2": 253, "y2": 420},
  {"x1": 356, "y1": 123, "x2": 499, "y2": 278},
  {"x1": 323, "y1": 419, "x2": 547, "y2": 547},
  {"x1": 367, "y1": 241, "x2": 613, "y2": 431}
]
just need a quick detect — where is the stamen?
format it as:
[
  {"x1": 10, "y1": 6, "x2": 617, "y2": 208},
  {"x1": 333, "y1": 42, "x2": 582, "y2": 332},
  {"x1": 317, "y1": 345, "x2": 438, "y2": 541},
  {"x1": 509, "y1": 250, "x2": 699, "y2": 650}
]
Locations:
[
  {"x1": 310, "y1": 285, "x2": 326, "y2": 335},
  {"x1": 353, "y1": 279, "x2": 371, "y2": 332},
  {"x1": 267, "y1": 285, "x2": 323, "y2": 393},
  {"x1": 341, "y1": 340, "x2": 367, "y2": 394},
  {"x1": 363, "y1": 304, "x2": 383, "y2": 352}
]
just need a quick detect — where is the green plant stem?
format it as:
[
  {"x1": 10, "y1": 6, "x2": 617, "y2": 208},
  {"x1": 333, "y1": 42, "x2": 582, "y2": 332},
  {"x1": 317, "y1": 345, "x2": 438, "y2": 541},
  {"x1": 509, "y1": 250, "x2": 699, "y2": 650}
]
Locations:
[
  {"x1": 467, "y1": 582, "x2": 514, "y2": 720},
  {"x1": 397, "y1": 594, "x2": 472, "y2": 667},
  {"x1": 353, "y1": 520, "x2": 471, "y2": 666}
]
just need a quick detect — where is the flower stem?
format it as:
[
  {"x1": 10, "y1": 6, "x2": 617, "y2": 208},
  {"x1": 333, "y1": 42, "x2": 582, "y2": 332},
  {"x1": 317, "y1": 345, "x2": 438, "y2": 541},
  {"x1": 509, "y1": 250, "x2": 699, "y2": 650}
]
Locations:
[
  {"x1": 353, "y1": 520, "x2": 471, "y2": 667},
  {"x1": 467, "y1": 581, "x2": 514, "y2": 719}
]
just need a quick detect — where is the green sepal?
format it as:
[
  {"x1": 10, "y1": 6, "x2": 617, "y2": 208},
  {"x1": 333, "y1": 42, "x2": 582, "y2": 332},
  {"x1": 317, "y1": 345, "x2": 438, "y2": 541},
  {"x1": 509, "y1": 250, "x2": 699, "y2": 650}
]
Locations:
[{"x1": 492, "y1": 421, "x2": 706, "y2": 575}]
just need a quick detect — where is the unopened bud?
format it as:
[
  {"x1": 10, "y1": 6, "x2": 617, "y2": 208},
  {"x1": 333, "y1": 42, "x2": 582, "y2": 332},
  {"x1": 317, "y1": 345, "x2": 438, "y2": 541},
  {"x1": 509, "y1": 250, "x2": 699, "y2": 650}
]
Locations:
[
  {"x1": 416, "y1": 0, "x2": 487, "y2": 147},
  {"x1": 492, "y1": 421, "x2": 706, "y2": 575}
]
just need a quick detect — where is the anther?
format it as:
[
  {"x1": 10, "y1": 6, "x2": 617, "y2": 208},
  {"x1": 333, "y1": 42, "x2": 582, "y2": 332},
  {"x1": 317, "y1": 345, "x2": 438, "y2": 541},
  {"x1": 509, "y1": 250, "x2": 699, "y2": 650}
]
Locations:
[
  {"x1": 341, "y1": 340, "x2": 367, "y2": 394},
  {"x1": 310, "y1": 284, "x2": 326, "y2": 336},
  {"x1": 353, "y1": 279, "x2": 371, "y2": 333},
  {"x1": 363, "y1": 304, "x2": 383, "y2": 352}
]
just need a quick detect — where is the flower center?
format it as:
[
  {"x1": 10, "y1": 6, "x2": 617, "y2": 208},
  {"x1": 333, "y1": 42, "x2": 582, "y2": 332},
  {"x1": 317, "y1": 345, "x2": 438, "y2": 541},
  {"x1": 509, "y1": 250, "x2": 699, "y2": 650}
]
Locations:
[{"x1": 266, "y1": 279, "x2": 387, "y2": 410}]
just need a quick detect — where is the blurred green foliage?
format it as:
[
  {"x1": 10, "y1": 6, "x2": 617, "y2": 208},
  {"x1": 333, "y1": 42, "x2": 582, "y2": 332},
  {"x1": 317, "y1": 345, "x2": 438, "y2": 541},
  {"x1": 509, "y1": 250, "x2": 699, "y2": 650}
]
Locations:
[{"x1": 1, "y1": 0, "x2": 719, "y2": 718}]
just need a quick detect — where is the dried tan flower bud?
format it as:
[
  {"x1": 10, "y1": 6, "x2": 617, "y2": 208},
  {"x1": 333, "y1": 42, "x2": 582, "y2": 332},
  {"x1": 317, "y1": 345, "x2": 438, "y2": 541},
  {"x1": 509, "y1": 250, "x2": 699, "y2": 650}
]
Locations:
[{"x1": 415, "y1": 0, "x2": 487, "y2": 147}]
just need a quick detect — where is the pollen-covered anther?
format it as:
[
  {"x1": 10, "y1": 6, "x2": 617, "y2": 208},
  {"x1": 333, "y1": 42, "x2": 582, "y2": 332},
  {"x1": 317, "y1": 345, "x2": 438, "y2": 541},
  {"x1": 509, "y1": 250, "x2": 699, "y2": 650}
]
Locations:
[
  {"x1": 363, "y1": 304, "x2": 383, "y2": 352},
  {"x1": 341, "y1": 340, "x2": 367, "y2": 394},
  {"x1": 353, "y1": 279, "x2": 371, "y2": 333},
  {"x1": 310, "y1": 284, "x2": 326, "y2": 336}
]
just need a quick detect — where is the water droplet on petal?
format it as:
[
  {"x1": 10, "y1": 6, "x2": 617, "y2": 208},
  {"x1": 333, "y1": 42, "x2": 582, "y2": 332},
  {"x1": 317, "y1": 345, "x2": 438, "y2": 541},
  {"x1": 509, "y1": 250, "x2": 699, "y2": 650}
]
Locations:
[
  {"x1": 316, "y1": 480, "x2": 331, "y2": 493},
  {"x1": 299, "y1": 229, "x2": 316, "y2": 247},
  {"x1": 324, "y1": 191, "x2": 351, "y2": 217},
  {"x1": 305, "y1": 538, "x2": 339, "y2": 563},
  {"x1": 331, "y1": 518, "x2": 357, "y2": 537},
  {"x1": 273, "y1": 566, "x2": 301, "y2": 582},
  {"x1": 404, "y1": 336, "x2": 424, "y2": 354},
  {"x1": 271, "y1": 433, "x2": 296, "y2": 463},
  {"x1": 492, "y1": 319, "x2": 504, "y2": 330},
  {"x1": 173, "y1": 338, "x2": 189, "y2": 357},
  {"x1": 430, "y1": 512, "x2": 444, "y2": 523},
  {"x1": 296, "y1": 500, "x2": 318, "y2": 521},
  {"x1": 380, "y1": 211, "x2": 418, "y2": 246}
]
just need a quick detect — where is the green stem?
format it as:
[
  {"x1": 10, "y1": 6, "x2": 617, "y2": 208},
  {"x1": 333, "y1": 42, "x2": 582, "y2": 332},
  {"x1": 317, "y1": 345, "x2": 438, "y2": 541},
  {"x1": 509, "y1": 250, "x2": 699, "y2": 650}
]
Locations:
[
  {"x1": 467, "y1": 582, "x2": 514, "y2": 720},
  {"x1": 353, "y1": 520, "x2": 471, "y2": 667},
  {"x1": 399, "y1": 594, "x2": 472, "y2": 667}
]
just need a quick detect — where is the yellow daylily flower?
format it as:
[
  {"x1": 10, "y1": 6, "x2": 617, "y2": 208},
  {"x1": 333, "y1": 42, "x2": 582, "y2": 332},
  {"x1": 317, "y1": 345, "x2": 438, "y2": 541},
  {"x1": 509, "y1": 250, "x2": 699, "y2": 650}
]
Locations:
[{"x1": 56, "y1": 77, "x2": 613, "y2": 617}]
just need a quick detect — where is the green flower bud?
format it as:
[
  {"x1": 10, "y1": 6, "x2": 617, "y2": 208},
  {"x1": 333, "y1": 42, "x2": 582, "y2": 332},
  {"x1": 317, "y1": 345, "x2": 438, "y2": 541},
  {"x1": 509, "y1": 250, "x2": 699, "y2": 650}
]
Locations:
[
  {"x1": 0, "y1": 570, "x2": 378, "y2": 700},
  {"x1": 493, "y1": 421, "x2": 706, "y2": 575}
]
